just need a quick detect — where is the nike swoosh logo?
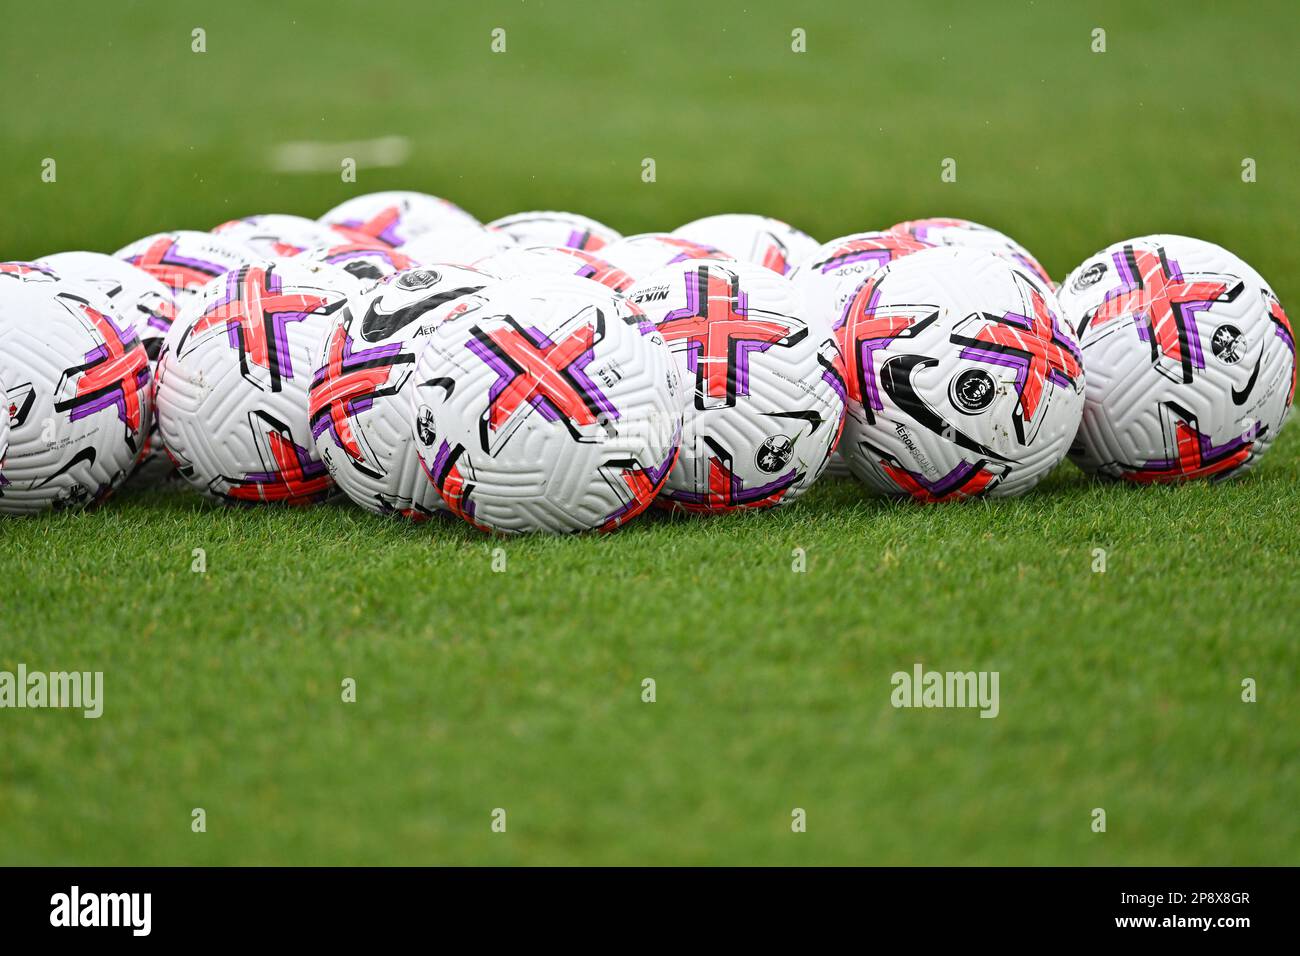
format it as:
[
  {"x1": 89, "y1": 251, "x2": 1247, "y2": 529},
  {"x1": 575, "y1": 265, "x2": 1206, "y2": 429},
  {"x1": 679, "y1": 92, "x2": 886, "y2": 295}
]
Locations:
[
  {"x1": 763, "y1": 409, "x2": 824, "y2": 433},
  {"x1": 360, "y1": 286, "x2": 487, "y2": 341},
  {"x1": 419, "y1": 376, "x2": 457, "y2": 398},
  {"x1": 36, "y1": 446, "x2": 97, "y2": 487},
  {"x1": 1232, "y1": 349, "x2": 1263, "y2": 405},
  {"x1": 880, "y1": 354, "x2": 1010, "y2": 462}
]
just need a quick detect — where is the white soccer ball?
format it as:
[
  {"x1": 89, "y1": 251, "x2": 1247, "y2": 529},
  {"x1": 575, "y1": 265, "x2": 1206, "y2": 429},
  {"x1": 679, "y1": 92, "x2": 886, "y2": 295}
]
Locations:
[
  {"x1": 310, "y1": 264, "x2": 497, "y2": 519},
  {"x1": 598, "y1": 233, "x2": 735, "y2": 283},
  {"x1": 318, "y1": 191, "x2": 479, "y2": 248},
  {"x1": 474, "y1": 246, "x2": 636, "y2": 293},
  {"x1": 672, "y1": 213, "x2": 819, "y2": 276},
  {"x1": 297, "y1": 240, "x2": 420, "y2": 286},
  {"x1": 486, "y1": 211, "x2": 622, "y2": 252},
  {"x1": 400, "y1": 225, "x2": 515, "y2": 266},
  {"x1": 888, "y1": 217, "x2": 1054, "y2": 288},
  {"x1": 409, "y1": 274, "x2": 684, "y2": 534},
  {"x1": 114, "y1": 230, "x2": 257, "y2": 301},
  {"x1": 155, "y1": 259, "x2": 361, "y2": 504},
  {"x1": 1058, "y1": 234, "x2": 1294, "y2": 483},
  {"x1": 213, "y1": 214, "x2": 347, "y2": 258},
  {"x1": 626, "y1": 259, "x2": 843, "y2": 511},
  {"x1": 0, "y1": 281, "x2": 152, "y2": 514},
  {"x1": 837, "y1": 246, "x2": 1084, "y2": 500}
]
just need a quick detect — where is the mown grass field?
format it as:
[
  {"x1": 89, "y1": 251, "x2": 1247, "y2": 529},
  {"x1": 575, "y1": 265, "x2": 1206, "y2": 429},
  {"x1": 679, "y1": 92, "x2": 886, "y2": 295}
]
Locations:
[{"x1": 1, "y1": 0, "x2": 1297, "y2": 865}]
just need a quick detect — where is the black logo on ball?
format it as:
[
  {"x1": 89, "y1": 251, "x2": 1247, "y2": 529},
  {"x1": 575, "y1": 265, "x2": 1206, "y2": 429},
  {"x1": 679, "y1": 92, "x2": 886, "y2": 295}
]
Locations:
[
  {"x1": 950, "y1": 368, "x2": 996, "y2": 413},
  {"x1": 397, "y1": 268, "x2": 442, "y2": 290},
  {"x1": 415, "y1": 407, "x2": 437, "y2": 446},
  {"x1": 1071, "y1": 261, "x2": 1107, "y2": 292},
  {"x1": 1211, "y1": 324, "x2": 1245, "y2": 364},
  {"x1": 756, "y1": 434, "x2": 794, "y2": 473}
]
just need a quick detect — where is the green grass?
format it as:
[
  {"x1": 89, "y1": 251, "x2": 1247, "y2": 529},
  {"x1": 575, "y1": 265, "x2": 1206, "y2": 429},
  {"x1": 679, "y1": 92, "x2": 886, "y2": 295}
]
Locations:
[{"x1": 1, "y1": 0, "x2": 1298, "y2": 865}]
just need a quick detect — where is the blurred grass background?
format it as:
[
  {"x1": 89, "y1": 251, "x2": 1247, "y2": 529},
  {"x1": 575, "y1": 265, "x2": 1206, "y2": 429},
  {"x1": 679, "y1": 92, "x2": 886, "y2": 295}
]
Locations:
[
  {"x1": 4, "y1": 0, "x2": 1298, "y2": 278},
  {"x1": 0, "y1": 0, "x2": 1296, "y2": 865}
]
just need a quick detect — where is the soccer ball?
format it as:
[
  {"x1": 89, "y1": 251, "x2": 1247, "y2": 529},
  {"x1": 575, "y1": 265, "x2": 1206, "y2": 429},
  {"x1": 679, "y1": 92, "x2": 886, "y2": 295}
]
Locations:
[
  {"x1": 626, "y1": 259, "x2": 843, "y2": 511},
  {"x1": 598, "y1": 233, "x2": 735, "y2": 282},
  {"x1": 889, "y1": 218, "x2": 1053, "y2": 288},
  {"x1": 155, "y1": 259, "x2": 361, "y2": 504},
  {"x1": 474, "y1": 246, "x2": 636, "y2": 293},
  {"x1": 38, "y1": 252, "x2": 178, "y2": 363},
  {"x1": 298, "y1": 241, "x2": 419, "y2": 286},
  {"x1": 409, "y1": 274, "x2": 684, "y2": 534},
  {"x1": 309, "y1": 264, "x2": 497, "y2": 518},
  {"x1": 318, "y1": 191, "x2": 479, "y2": 247},
  {"x1": 1058, "y1": 234, "x2": 1294, "y2": 482},
  {"x1": 213, "y1": 214, "x2": 348, "y2": 257},
  {"x1": 114, "y1": 230, "x2": 257, "y2": 300},
  {"x1": 836, "y1": 246, "x2": 1083, "y2": 500},
  {"x1": 672, "y1": 214, "x2": 819, "y2": 275},
  {"x1": 400, "y1": 225, "x2": 515, "y2": 266},
  {"x1": 486, "y1": 211, "x2": 622, "y2": 251},
  {"x1": 0, "y1": 281, "x2": 151, "y2": 514},
  {"x1": 791, "y1": 230, "x2": 937, "y2": 335},
  {"x1": 39, "y1": 251, "x2": 181, "y2": 482}
]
